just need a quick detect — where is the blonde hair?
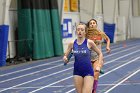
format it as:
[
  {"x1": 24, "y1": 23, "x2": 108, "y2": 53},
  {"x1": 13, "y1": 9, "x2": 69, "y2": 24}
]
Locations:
[{"x1": 76, "y1": 22, "x2": 87, "y2": 31}]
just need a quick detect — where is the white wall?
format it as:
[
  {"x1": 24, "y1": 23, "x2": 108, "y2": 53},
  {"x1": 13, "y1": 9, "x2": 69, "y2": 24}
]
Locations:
[
  {"x1": 5, "y1": 0, "x2": 140, "y2": 56},
  {"x1": 130, "y1": 0, "x2": 140, "y2": 38},
  {"x1": 62, "y1": 12, "x2": 80, "y2": 52},
  {"x1": 103, "y1": 0, "x2": 116, "y2": 23},
  {"x1": 61, "y1": 0, "x2": 80, "y2": 52},
  {"x1": 5, "y1": 0, "x2": 17, "y2": 58},
  {"x1": 0, "y1": 0, "x2": 5, "y2": 25},
  {"x1": 94, "y1": 0, "x2": 102, "y2": 15},
  {"x1": 79, "y1": 0, "x2": 95, "y2": 23},
  {"x1": 79, "y1": 0, "x2": 129, "y2": 43},
  {"x1": 7, "y1": 0, "x2": 17, "y2": 58},
  {"x1": 131, "y1": 17, "x2": 140, "y2": 38},
  {"x1": 57, "y1": 0, "x2": 63, "y2": 22},
  {"x1": 0, "y1": 0, "x2": 11, "y2": 25},
  {"x1": 132, "y1": 0, "x2": 140, "y2": 16},
  {"x1": 57, "y1": 0, "x2": 140, "y2": 53},
  {"x1": 94, "y1": 15, "x2": 104, "y2": 31},
  {"x1": 80, "y1": 0, "x2": 104, "y2": 31},
  {"x1": 8, "y1": 10, "x2": 17, "y2": 58},
  {"x1": 119, "y1": 0, "x2": 131, "y2": 39},
  {"x1": 103, "y1": 0, "x2": 133, "y2": 42},
  {"x1": 0, "y1": 0, "x2": 16, "y2": 58},
  {"x1": 115, "y1": 16, "x2": 126, "y2": 42}
]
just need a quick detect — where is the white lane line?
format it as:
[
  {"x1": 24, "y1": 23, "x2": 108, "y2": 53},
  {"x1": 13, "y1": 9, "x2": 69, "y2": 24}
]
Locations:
[
  {"x1": 0, "y1": 64, "x2": 63, "y2": 83},
  {"x1": 0, "y1": 41, "x2": 138, "y2": 77},
  {"x1": 29, "y1": 76, "x2": 73, "y2": 93},
  {"x1": 99, "y1": 68, "x2": 140, "y2": 93},
  {"x1": 104, "y1": 49, "x2": 140, "y2": 64},
  {"x1": 65, "y1": 88, "x2": 76, "y2": 93},
  {"x1": 0, "y1": 46, "x2": 138, "y2": 84},
  {"x1": 0, "y1": 85, "x2": 74, "y2": 89},
  {"x1": 0, "y1": 67, "x2": 73, "y2": 92},
  {"x1": 65, "y1": 56, "x2": 140, "y2": 93},
  {"x1": 98, "y1": 83, "x2": 140, "y2": 86},
  {"x1": 0, "y1": 49, "x2": 139, "y2": 93},
  {"x1": 104, "y1": 46, "x2": 137, "y2": 59},
  {"x1": 0, "y1": 59, "x2": 63, "y2": 77},
  {"x1": 104, "y1": 68, "x2": 140, "y2": 93},
  {"x1": 103, "y1": 43, "x2": 139, "y2": 53},
  {"x1": 29, "y1": 56, "x2": 140, "y2": 93},
  {"x1": 100, "y1": 57, "x2": 140, "y2": 78},
  {"x1": 0, "y1": 47, "x2": 140, "y2": 92}
]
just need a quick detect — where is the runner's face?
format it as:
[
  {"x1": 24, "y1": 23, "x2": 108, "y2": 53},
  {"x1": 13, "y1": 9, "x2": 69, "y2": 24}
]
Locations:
[
  {"x1": 89, "y1": 20, "x2": 97, "y2": 28},
  {"x1": 76, "y1": 25, "x2": 86, "y2": 38}
]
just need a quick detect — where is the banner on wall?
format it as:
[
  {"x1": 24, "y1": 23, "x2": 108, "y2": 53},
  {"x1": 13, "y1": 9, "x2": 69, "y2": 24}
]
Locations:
[
  {"x1": 61, "y1": 19, "x2": 72, "y2": 38},
  {"x1": 64, "y1": 0, "x2": 69, "y2": 12},
  {"x1": 70, "y1": 0, "x2": 78, "y2": 12}
]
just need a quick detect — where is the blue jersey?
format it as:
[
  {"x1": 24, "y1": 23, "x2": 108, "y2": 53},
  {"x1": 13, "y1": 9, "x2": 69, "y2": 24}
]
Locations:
[{"x1": 73, "y1": 39, "x2": 94, "y2": 77}]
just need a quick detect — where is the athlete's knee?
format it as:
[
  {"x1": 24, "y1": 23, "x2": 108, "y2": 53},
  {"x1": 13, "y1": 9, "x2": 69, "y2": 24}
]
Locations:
[
  {"x1": 82, "y1": 88, "x2": 92, "y2": 93},
  {"x1": 94, "y1": 72, "x2": 100, "y2": 80},
  {"x1": 94, "y1": 76, "x2": 99, "y2": 80}
]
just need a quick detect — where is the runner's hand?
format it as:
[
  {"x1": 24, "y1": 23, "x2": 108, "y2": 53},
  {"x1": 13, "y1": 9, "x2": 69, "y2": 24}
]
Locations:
[
  {"x1": 96, "y1": 66, "x2": 101, "y2": 72},
  {"x1": 106, "y1": 47, "x2": 111, "y2": 54},
  {"x1": 63, "y1": 56, "x2": 68, "y2": 63}
]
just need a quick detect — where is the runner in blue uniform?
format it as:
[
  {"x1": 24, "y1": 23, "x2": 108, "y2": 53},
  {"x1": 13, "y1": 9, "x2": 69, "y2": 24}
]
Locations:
[{"x1": 63, "y1": 23, "x2": 103, "y2": 93}]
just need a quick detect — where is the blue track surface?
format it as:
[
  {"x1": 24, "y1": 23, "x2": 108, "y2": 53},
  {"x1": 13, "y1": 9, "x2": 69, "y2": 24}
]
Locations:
[{"x1": 0, "y1": 39, "x2": 140, "y2": 93}]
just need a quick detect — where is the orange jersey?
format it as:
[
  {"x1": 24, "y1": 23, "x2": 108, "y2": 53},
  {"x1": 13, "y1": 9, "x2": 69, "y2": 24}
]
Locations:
[{"x1": 86, "y1": 28, "x2": 108, "y2": 45}]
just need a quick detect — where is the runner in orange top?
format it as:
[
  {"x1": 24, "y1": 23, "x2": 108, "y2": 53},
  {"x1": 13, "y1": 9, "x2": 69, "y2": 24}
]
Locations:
[{"x1": 86, "y1": 19, "x2": 111, "y2": 93}]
